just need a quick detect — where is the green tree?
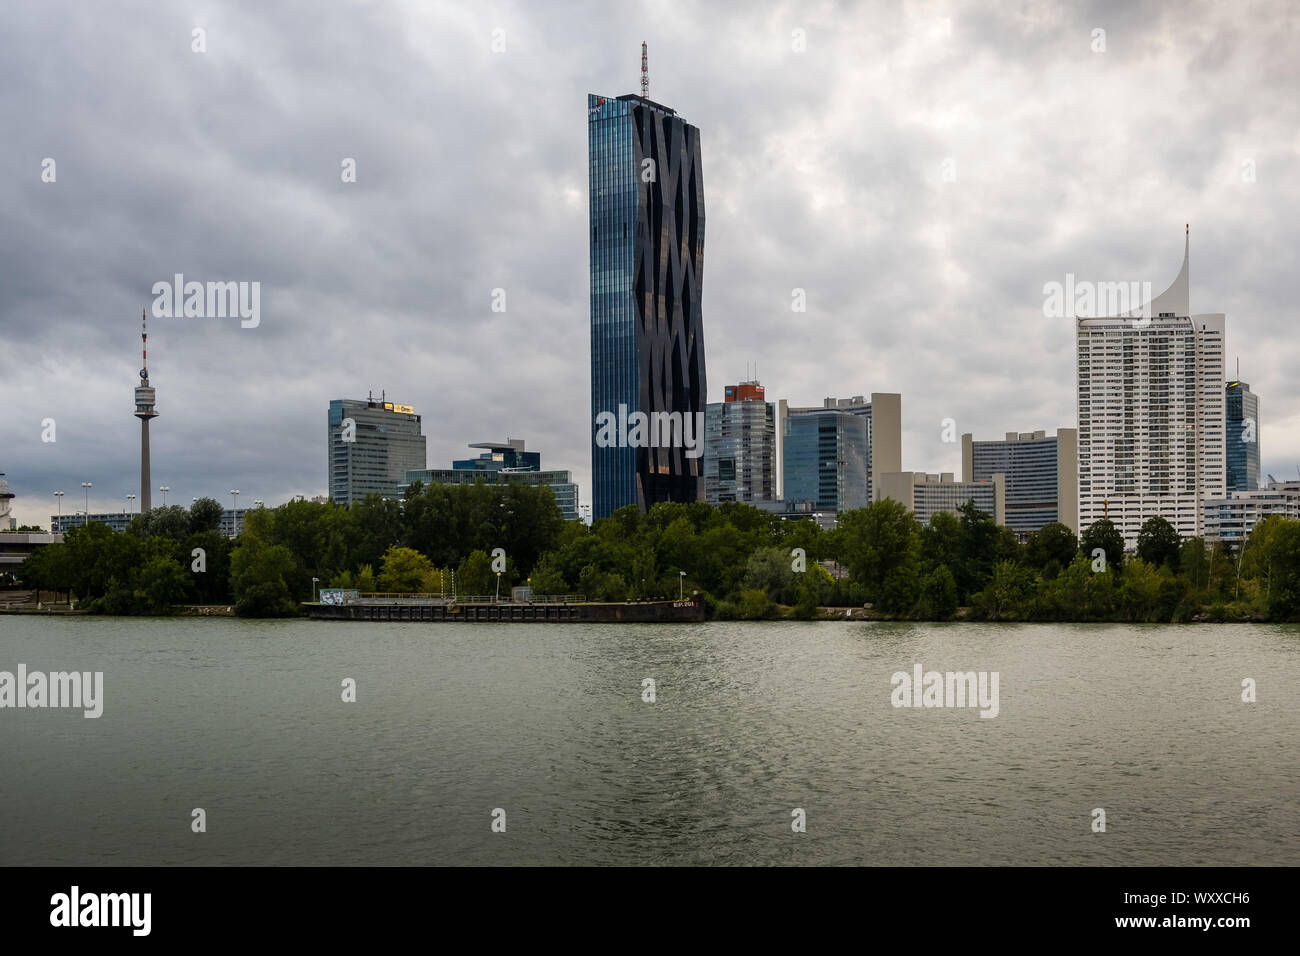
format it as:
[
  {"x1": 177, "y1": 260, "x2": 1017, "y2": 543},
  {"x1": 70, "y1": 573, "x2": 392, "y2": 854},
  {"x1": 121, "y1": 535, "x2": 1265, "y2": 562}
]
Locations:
[
  {"x1": 742, "y1": 546, "x2": 798, "y2": 603},
  {"x1": 378, "y1": 545, "x2": 434, "y2": 592},
  {"x1": 913, "y1": 565, "x2": 958, "y2": 620},
  {"x1": 735, "y1": 589, "x2": 776, "y2": 620},
  {"x1": 456, "y1": 549, "x2": 496, "y2": 597},
  {"x1": 1259, "y1": 519, "x2": 1300, "y2": 620},
  {"x1": 131, "y1": 505, "x2": 190, "y2": 544},
  {"x1": 1136, "y1": 516, "x2": 1181, "y2": 569},
  {"x1": 1038, "y1": 553, "x2": 1092, "y2": 620},
  {"x1": 834, "y1": 500, "x2": 921, "y2": 612},
  {"x1": 356, "y1": 564, "x2": 377, "y2": 592},
  {"x1": 527, "y1": 554, "x2": 569, "y2": 595},
  {"x1": 1080, "y1": 518, "x2": 1125, "y2": 572},
  {"x1": 971, "y1": 560, "x2": 1036, "y2": 621},
  {"x1": 1026, "y1": 522, "x2": 1078, "y2": 571},
  {"x1": 230, "y1": 540, "x2": 299, "y2": 617},
  {"x1": 136, "y1": 555, "x2": 189, "y2": 613},
  {"x1": 185, "y1": 531, "x2": 233, "y2": 604},
  {"x1": 918, "y1": 510, "x2": 961, "y2": 575},
  {"x1": 1180, "y1": 537, "x2": 1210, "y2": 592},
  {"x1": 955, "y1": 500, "x2": 1000, "y2": 600},
  {"x1": 578, "y1": 563, "x2": 628, "y2": 602},
  {"x1": 188, "y1": 497, "x2": 226, "y2": 535},
  {"x1": 1120, "y1": 558, "x2": 1163, "y2": 622}
]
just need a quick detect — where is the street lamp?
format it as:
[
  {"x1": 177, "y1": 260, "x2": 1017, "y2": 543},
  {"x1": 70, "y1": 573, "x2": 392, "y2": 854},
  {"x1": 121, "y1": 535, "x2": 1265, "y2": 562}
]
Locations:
[
  {"x1": 53, "y1": 491, "x2": 64, "y2": 524},
  {"x1": 230, "y1": 490, "x2": 240, "y2": 536},
  {"x1": 81, "y1": 482, "x2": 92, "y2": 527},
  {"x1": 159, "y1": 485, "x2": 170, "y2": 506},
  {"x1": 253, "y1": 499, "x2": 264, "y2": 508},
  {"x1": 311, "y1": 576, "x2": 320, "y2": 602},
  {"x1": 126, "y1": 493, "x2": 136, "y2": 514},
  {"x1": 495, "y1": 571, "x2": 502, "y2": 603},
  {"x1": 679, "y1": 570, "x2": 686, "y2": 601}
]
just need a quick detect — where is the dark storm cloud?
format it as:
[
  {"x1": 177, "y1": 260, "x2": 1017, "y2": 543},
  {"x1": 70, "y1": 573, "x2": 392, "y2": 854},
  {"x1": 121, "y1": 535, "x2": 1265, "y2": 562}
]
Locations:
[{"x1": 2, "y1": 0, "x2": 1298, "y2": 526}]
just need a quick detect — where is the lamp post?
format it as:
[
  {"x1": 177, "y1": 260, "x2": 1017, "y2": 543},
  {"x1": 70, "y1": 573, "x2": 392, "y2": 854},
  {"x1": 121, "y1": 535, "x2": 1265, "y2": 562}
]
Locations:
[
  {"x1": 81, "y1": 482, "x2": 92, "y2": 527},
  {"x1": 126, "y1": 493, "x2": 136, "y2": 514},
  {"x1": 53, "y1": 491, "x2": 64, "y2": 523},
  {"x1": 230, "y1": 490, "x2": 240, "y2": 535},
  {"x1": 495, "y1": 571, "x2": 502, "y2": 603},
  {"x1": 311, "y1": 576, "x2": 320, "y2": 603},
  {"x1": 253, "y1": 499, "x2": 264, "y2": 509},
  {"x1": 679, "y1": 570, "x2": 686, "y2": 600},
  {"x1": 159, "y1": 485, "x2": 170, "y2": 507}
]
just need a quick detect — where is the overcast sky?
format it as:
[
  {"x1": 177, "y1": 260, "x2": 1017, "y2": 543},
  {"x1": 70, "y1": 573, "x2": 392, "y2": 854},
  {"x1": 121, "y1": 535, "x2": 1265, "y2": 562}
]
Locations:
[{"x1": 3, "y1": 0, "x2": 1297, "y2": 528}]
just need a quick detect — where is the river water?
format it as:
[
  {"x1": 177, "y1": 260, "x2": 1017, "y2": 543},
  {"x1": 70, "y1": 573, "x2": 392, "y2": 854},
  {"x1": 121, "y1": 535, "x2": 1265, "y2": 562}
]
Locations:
[{"x1": 1, "y1": 616, "x2": 1296, "y2": 865}]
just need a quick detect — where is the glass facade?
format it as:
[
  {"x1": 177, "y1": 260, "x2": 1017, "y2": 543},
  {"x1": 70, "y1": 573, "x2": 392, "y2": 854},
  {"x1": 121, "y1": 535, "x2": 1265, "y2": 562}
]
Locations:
[
  {"x1": 589, "y1": 92, "x2": 707, "y2": 519},
  {"x1": 969, "y1": 433, "x2": 1059, "y2": 532},
  {"x1": 404, "y1": 468, "x2": 579, "y2": 522},
  {"x1": 704, "y1": 397, "x2": 775, "y2": 503},
  {"x1": 781, "y1": 410, "x2": 869, "y2": 511},
  {"x1": 784, "y1": 396, "x2": 876, "y2": 500},
  {"x1": 406, "y1": 440, "x2": 580, "y2": 521},
  {"x1": 1225, "y1": 381, "x2": 1259, "y2": 492},
  {"x1": 328, "y1": 398, "x2": 427, "y2": 505}
]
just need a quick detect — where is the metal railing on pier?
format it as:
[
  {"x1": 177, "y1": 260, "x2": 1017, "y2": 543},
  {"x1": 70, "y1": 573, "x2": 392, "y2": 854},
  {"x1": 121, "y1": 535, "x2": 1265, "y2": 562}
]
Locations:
[{"x1": 343, "y1": 592, "x2": 587, "y2": 606}]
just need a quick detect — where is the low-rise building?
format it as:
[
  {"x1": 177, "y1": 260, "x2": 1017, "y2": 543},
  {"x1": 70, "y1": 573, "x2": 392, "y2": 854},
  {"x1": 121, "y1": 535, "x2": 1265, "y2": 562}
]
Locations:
[
  {"x1": 877, "y1": 471, "x2": 1006, "y2": 526},
  {"x1": 405, "y1": 440, "x2": 580, "y2": 521},
  {"x1": 1203, "y1": 480, "x2": 1300, "y2": 545}
]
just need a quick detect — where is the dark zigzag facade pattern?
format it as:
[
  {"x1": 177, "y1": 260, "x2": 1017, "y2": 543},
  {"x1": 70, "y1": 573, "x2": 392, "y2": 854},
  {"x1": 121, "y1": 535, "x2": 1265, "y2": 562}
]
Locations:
[{"x1": 630, "y1": 99, "x2": 707, "y2": 511}]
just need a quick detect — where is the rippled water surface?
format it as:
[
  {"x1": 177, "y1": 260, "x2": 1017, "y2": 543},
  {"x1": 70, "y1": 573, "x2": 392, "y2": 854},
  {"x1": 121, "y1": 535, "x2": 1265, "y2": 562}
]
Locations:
[{"x1": 2, "y1": 616, "x2": 1296, "y2": 865}]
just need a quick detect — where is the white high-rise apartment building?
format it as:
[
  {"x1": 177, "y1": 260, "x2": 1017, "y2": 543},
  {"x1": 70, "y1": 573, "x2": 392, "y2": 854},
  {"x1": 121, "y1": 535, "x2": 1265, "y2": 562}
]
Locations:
[{"x1": 1076, "y1": 230, "x2": 1226, "y2": 548}]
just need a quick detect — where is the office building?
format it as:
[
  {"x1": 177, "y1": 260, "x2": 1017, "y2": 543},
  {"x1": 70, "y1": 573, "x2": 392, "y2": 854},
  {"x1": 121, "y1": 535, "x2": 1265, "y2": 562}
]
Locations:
[
  {"x1": 1076, "y1": 229, "x2": 1226, "y2": 547},
  {"x1": 405, "y1": 440, "x2": 579, "y2": 521},
  {"x1": 588, "y1": 60, "x2": 707, "y2": 519},
  {"x1": 1225, "y1": 380, "x2": 1260, "y2": 492},
  {"x1": 780, "y1": 393, "x2": 901, "y2": 505},
  {"x1": 781, "y1": 408, "x2": 870, "y2": 512},
  {"x1": 453, "y1": 439, "x2": 540, "y2": 473},
  {"x1": 1203, "y1": 479, "x2": 1300, "y2": 545},
  {"x1": 704, "y1": 381, "x2": 776, "y2": 504},
  {"x1": 962, "y1": 429, "x2": 1078, "y2": 533},
  {"x1": 328, "y1": 394, "x2": 427, "y2": 505},
  {"x1": 51, "y1": 508, "x2": 254, "y2": 537},
  {"x1": 51, "y1": 512, "x2": 134, "y2": 533},
  {"x1": 1, "y1": 532, "x2": 64, "y2": 572},
  {"x1": 877, "y1": 472, "x2": 1006, "y2": 526}
]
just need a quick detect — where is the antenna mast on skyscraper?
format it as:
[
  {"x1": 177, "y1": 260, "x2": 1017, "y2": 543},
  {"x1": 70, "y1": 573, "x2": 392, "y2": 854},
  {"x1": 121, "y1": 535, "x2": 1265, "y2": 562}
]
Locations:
[{"x1": 641, "y1": 41, "x2": 649, "y2": 97}]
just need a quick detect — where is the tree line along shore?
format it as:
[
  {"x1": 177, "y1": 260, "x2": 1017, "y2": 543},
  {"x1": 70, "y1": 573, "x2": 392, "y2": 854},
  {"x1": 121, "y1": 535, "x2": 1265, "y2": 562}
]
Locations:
[{"x1": 11, "y1": 481, "x2": 1300, "y2": 622}]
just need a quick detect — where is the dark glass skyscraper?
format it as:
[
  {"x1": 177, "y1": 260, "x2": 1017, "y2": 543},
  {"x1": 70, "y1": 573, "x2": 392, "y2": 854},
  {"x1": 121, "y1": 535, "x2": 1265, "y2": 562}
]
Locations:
[
  {"x1": 588, "y1": 91, "x2": 706, "y2": 519},
  {"x1": 1226, "y1": 380, "x2": 1260, "y2": 492}
]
